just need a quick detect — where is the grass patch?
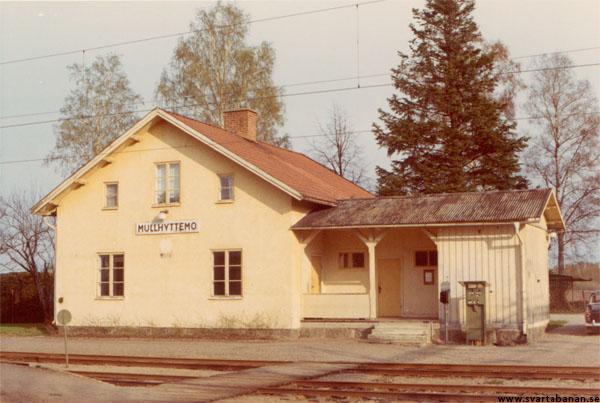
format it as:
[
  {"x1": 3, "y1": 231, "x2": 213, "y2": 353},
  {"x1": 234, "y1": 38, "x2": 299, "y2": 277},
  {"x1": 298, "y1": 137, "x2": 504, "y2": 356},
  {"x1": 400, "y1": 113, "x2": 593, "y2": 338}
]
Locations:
[
  {"x1": 0, "y1": 323, "x2": 50, "y2": 337},
  {"x1": 546, "y1": 320, "x2": 568, "y2": 331}
]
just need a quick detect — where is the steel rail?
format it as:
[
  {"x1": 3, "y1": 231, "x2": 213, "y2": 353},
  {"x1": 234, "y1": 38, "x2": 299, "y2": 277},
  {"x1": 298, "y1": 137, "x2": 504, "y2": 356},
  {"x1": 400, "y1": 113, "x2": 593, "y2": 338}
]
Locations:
[
  {"x1": 257, "y1": 387, "x2": 504, "y2": 401},
  {"x1": 352, "y1": 362, "x2": 600, "y2": 374},
  {"x1": 291, "y1": 380, "x2": 600, "y2": 396},
  {"x1": 69, "y1": 370, "x2": 194, "y2": 386},
  {"x1": 346, "y1": 363, "x2": 600, "y2": 380},
  {"x1": 0, "y1": 351, "x2": 284, "y2": 371}
]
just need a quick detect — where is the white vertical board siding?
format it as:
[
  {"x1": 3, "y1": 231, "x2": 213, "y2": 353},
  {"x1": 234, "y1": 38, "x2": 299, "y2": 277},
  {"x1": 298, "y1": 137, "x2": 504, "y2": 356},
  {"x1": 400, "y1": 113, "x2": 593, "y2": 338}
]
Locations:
[
  {"x1": 437, "y1": 225, "x2": 519, "y2": 329},
  {"x1": 523, "y1": 218, "x2": 550, "y2": 329}
]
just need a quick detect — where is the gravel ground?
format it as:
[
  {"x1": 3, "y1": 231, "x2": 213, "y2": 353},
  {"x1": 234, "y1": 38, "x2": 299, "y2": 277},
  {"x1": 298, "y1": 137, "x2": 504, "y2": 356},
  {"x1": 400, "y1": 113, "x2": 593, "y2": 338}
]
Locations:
[{"x1": 1, "y1": 329, "x2": 599, "y2": 367}]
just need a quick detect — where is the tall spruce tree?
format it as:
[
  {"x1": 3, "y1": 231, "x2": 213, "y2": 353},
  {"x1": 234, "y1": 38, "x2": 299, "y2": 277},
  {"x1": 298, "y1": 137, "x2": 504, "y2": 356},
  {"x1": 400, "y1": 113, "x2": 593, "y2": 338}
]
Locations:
[{"x1": 374, "y1": 0, "x2": 527, "y2": 195}]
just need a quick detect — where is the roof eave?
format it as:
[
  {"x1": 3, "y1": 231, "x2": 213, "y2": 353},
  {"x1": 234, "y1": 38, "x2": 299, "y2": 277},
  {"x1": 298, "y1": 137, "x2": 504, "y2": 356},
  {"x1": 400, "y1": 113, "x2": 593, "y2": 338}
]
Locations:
[
  {"x1": 32, "y1": 108, "x2": 163, "y2": 216},
  {"x1": 292, "y1": 220, "x2": 531, "y2": 231}
]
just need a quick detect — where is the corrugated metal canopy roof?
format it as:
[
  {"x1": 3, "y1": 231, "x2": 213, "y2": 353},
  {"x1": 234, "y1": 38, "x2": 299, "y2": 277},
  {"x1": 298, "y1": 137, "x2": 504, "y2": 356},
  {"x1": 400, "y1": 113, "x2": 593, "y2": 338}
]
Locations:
[{"x1": 292, "y1": 189, "x2": 565, "y2": 230}]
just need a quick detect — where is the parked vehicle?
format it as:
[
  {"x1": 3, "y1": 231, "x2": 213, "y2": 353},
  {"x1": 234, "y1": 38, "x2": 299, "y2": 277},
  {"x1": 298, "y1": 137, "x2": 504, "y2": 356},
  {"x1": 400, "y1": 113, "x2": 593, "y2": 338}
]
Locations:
[{"x1": 584, "y1": 290, "x2": 600, "y2": 334}]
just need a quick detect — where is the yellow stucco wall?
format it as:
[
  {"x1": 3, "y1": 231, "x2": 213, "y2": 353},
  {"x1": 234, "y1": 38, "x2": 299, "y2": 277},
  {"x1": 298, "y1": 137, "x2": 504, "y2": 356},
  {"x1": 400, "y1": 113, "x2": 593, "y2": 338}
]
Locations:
[{"x1": 54, "y1": 120, "x2": 302, "y2": 329}]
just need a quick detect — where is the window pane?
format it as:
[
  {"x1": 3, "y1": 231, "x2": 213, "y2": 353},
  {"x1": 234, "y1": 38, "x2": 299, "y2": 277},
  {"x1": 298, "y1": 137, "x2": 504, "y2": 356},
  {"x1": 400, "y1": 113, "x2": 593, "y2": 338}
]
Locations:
[
  {"x1": 113, "y1": 268, "x2": 124, "y2": 282},
  {"x1": 100, "y1": 269, "x2": 109, "y2": 282},
  {"x1": 169, "y1": 163, "x2": 180, "y2": 203},
  {"x1": 213, "y1": 281, "x2": 225, "y2": 296},
  {"x1": 213, "y1": 251, "x2": 225, "y2": 266},
  {"x1": 100, "y1": 283, "x2": 110, "y2": 296},
  {"x1": 113, "y1": 283, "x2": 124, "y2": 296},
  {"x1": 100, "y1": 255, "x2": 109, "y2": 268},
  {"x1": 220, "y1": 187, "x2": 232, "y2": 201},
  {"x1": 339, "y1": 253, "x2": 349, "y2": 268},
  {"x1": 106, "y1": 184, "x2": 118, "y2": 207},
  {"x1": 220, "y1": 175, "x2": 232, "y2": 188},
  {"x1": 156, "y1": 164, "x2": 166, "y2": 203},
  {"x1": 352, "y1": 253, "x2": 365, "y2": 268},
  {"x1": 113, "y1": 254, "x2": 124, "y2": 268},
  {"x1": 219, "y1": 175, "x2": 233, "y2": 200},
  {"x1": 214, "y1": 266, "x2": 225, "y2": 281},
  {"x1": 229, "y1": 266, "x2": 241, "y2": 280},
  {"x1": 415, "y1": 251, "x2": 428, "y2": 266},
  {"x1": 429, "y1": 250, "x2": 438, "y2": 266},
  {"x1": 229, "y1": 281, "x2": 242, "y2": 296},
  {"x1": 229, "y1": 251, "x2": 241, "y2": 265}
]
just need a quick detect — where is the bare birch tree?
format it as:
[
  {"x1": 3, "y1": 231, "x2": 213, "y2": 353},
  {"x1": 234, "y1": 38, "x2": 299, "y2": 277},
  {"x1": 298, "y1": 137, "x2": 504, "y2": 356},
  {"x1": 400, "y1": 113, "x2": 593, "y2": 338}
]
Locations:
[
  {"x1": 156, "y1": 2, "x2": 287, "y2": 146},
  {"x1": 524, "y1": 53, "x2": 600, "y2": 272},
  {"x1": 309, "y1": 103, "x2": 367, "y2": 187},
  {"x1": 46, "y1": 54, "x2": 143, "y2": 175},
  {"x1": 0, "y1": 190, "x2": 54, "y2": 322}
]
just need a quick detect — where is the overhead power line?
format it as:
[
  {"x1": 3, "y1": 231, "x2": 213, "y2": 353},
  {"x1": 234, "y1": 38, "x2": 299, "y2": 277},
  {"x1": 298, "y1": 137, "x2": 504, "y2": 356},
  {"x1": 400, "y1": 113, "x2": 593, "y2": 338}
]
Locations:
[
  {"x1": 3, "y1": 106, "x2": 599, "y2": 166},
  {"x1": 512, "y1": 46, "x2": 600, "y2": 60},
  {"x1": 0, "y1": 0, "x2": 388, "y2": 66},
  {"x1": 1, "y1": 61, "x2": 598, "y2": 128},
  {"x1": 0, "y1": 63, "x2": 600, "y2": 124}
]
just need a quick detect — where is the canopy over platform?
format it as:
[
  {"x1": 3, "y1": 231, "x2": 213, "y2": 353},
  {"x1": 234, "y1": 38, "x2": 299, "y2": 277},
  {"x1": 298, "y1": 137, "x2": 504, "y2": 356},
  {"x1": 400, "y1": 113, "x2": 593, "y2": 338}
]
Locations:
[{"x1": 292, "y1": 188, "x2": 565, "y2": 231}]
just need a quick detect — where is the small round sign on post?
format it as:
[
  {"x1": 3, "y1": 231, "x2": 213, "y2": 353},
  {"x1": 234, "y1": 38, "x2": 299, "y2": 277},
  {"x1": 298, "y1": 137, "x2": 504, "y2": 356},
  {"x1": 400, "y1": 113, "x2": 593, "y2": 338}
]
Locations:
[
  {"x1": 57, "y1": 309, "x2": 71, "y2": 325},
  {"x1": 57, "y1": 309, "x2": 71, "y2": 368}
]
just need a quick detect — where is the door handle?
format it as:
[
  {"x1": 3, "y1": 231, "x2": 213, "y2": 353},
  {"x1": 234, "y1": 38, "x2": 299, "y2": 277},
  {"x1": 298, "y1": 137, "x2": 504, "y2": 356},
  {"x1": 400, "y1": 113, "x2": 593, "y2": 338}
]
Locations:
[{"x1": 378, "y1": 285, "x2": 382, "y2": 294}]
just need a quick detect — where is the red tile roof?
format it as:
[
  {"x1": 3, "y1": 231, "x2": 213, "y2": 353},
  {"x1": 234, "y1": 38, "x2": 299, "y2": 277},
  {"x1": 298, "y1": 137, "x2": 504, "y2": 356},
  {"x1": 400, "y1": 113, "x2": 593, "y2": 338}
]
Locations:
[
  {"x1": 164, "y1": 110, "x2": 373, "y2": 204},
  {"x1": 292, "y1": 189, "x2": 564, "y2": 230}
]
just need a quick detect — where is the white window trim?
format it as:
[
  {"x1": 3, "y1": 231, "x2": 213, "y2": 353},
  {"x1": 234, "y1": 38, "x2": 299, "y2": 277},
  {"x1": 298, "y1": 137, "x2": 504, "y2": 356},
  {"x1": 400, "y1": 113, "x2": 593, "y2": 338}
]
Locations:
[
  {"x1": 217, "y1": 173, "x2": 235, "y2": 203},
  {"x1": 97, "y1": 253, "x2": 125, "y2": 299},
  {"x1": 210, "y1": 249, "x2": 243, "y2": 298},
  {"x1": 103, "y1": 182, "x2": 119, "y2": 209},
  {"x1": 154, "y1": 161, "x2": 181, "y2": 206},
  {"x1": 338, "y1": 251, "x2": 366, "y2": 270}
]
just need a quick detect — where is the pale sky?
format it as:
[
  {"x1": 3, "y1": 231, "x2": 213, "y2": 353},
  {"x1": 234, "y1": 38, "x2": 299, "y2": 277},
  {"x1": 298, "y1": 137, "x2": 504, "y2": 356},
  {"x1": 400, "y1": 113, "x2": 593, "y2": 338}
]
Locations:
[{"x1": 1, "y1": 0, "x2": 599, "y2": 197}]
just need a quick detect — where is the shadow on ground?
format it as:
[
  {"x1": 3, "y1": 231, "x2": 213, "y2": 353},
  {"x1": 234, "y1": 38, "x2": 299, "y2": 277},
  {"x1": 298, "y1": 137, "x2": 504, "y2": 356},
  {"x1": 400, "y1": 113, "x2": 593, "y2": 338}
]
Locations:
[{"x1": 547, "y1": 324, "x2": 599, "y2": 336}]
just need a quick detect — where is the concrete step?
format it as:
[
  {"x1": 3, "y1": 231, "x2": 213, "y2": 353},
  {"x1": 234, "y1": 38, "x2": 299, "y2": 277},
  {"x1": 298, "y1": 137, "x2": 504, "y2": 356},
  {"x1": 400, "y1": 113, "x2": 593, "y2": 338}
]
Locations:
[
  {"x1": 376, "y1": 321, "x2": 431, "y2": 328},
  {"x1": 369, "y1": 333, "x2": 429, "y2": 341},
  {"x1": 366, "y1": 321, "x2": 433, "y2": 345},
  {"x1": 369, "y1": 332, "x2": 428, "y2": 338}
]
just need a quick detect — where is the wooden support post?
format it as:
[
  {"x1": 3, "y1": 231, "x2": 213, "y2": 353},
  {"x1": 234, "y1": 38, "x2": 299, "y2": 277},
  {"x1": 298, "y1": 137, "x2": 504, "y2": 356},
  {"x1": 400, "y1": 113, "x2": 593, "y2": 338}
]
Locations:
[
  {"x1": 366, "y1": 241, "x2": 377, "y2": 319},
  {"x1": 354, "y1": 229, "x2": 387, "y2": 320}
]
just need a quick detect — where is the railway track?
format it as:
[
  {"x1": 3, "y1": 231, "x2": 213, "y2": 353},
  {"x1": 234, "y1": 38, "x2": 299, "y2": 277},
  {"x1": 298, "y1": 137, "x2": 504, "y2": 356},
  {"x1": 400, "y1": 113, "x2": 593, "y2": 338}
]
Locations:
[
  {"x1": 347, "y1": 362, "x2": 600, "y2": 380},
  {"x1": 69, "y1": 370, "x2": 195, "y2": 387},
  {"x1": 0, "y1": 351, "x2": 284, "y2": 371},
  {"x1": 3, "y1": 351, "x2": 599, "y2": 400}
]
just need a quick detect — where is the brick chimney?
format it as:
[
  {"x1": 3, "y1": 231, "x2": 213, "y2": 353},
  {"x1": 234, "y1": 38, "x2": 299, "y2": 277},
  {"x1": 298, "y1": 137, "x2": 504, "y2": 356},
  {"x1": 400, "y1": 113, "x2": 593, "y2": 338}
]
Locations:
[{"x1": 223, "y1": 109, "x2": 257, "y2": 142}]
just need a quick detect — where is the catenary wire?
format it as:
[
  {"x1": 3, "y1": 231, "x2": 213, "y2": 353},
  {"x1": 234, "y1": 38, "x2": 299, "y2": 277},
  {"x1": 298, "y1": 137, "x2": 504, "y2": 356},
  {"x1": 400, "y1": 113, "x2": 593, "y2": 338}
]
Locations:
[
  {"x1": 0, "y1": 0, "x2": 388, "y2": 65},
  {"x1": 1, "y1": 62, "x2": 598, "y2": 129},
  {"x1": 2, "y1": 108, "x2": 599, "y2": 166}
]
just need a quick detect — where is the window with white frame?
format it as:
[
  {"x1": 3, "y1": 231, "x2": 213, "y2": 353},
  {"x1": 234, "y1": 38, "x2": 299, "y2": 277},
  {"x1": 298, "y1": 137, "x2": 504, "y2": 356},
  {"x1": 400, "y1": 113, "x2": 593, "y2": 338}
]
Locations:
[
  {"x1": 212, "y1": 250, "x2": 242, "y2": 296},
  {"x1": 105, "y1": 182, "x2": 118, "y2": 208},
  {"x1": 155, "y1": 162, "x2": 180, "y2": 204},
  {"x1": 98, "y1": 253, "x2": 124, "y2": 297},
  {"x1": 219, "y1": 174, "x2": 234, "y2": 201},
  {"x1": 339, "y1": 252, "x2": 365, "y2": 269}
]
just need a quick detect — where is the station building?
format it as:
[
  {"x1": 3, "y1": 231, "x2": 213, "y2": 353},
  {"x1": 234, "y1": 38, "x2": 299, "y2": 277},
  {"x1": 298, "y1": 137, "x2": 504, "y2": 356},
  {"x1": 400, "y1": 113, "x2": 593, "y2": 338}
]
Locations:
[{"x1": 33, "y1": 108, "x2": 565, "y2": 343}]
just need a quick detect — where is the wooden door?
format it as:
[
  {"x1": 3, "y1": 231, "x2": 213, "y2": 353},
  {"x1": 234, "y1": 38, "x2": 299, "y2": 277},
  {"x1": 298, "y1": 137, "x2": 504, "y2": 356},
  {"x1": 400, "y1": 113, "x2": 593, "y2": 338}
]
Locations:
[
  {"x1": 309, "y1": 256, "x2": 322, "y2": 294},
  {"x1": 377, "y1": 259, "x2": 402, "y2": 317}
]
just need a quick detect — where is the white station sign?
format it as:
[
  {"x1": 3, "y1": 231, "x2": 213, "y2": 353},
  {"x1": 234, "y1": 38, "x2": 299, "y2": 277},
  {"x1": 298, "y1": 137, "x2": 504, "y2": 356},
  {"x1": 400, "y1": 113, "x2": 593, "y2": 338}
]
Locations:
[{"x1": 136, "y1": 220, "x2": 199, "y2": 235}]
